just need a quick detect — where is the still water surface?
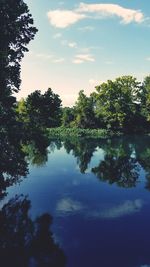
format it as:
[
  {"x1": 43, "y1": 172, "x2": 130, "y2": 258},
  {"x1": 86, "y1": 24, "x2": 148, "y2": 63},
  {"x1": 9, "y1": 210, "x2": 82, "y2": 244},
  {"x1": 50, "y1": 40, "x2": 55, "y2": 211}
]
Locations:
[{"x1": 1, "y1": 136, "x2": 150, "y2": 267}]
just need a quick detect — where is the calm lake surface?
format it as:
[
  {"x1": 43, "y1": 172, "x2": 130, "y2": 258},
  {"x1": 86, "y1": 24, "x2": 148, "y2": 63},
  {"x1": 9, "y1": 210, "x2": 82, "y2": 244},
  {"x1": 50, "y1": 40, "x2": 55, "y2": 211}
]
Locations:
[{"x1": 1, "y1": 135, "x2": 150, "y2": 267}]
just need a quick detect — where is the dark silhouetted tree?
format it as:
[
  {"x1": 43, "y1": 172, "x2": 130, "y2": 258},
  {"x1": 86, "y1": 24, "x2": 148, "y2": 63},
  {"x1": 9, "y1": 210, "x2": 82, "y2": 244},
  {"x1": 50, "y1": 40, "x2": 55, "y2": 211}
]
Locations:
[
  {"x1": 0, "y1": 0, "x2": 37, "y2": 133},
  {"x1": 0, "y1": 195, "x2": 66, "y2": 267}
]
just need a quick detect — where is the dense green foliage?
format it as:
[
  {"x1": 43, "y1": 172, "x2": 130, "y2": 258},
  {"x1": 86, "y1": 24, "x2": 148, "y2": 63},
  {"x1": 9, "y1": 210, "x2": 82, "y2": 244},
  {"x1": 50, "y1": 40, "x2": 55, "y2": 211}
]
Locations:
[
  {"x1": 0, "y1": 0, "x2": 37, "y2": 96},
  {"x1": 16, "y1": 75, "x2": 150, "y2": 134},
  {"x1": 92, "y1": 76, "x2": 141, "y2": 131},
  {"x1": 69, "y1": 75, "x2": 150, "y2": 133},
  {"x1": 61, "y1": 107, "x2": 75, "y2": 127},
  {"x1": 47, "y1": 127, "x2": 119, "y2": 138},
  {"x1": 0, "y1": 0, "x2": 37, "y2": 136},
  {"x1": 17, "y1": 88, "x2": 62, "y2": 130},
  {"x1": 73, "y1": 90, "x2": 96, "y2": 128}
]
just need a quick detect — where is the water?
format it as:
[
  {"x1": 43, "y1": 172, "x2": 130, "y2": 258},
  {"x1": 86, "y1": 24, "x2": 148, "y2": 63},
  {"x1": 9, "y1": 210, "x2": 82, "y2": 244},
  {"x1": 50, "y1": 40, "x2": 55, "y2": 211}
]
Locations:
[{"x1": 1, "y1": 135, "x2": 150, "y2": 267}]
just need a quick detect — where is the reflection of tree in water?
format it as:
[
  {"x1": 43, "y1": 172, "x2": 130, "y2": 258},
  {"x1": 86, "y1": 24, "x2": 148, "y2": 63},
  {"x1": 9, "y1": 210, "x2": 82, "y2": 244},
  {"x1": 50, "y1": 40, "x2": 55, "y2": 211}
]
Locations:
[
  {"x1": 63, "y1": 138, "x2": 97, "y2": 173},
  {"x1": 46, "y1": 136, "x2": 150, "y2": 189},
  {"x1": 3, "y1": 130, "x2": 150, "y2": 201},
  {"x1": 92, "y1": 138, "x2": 140, "y2": 188},
  {"x1": 63, "y1": 137, "x2": 140, "y2": 188},
  {"x1": 0, "y1": 131, "x2": 28, "y2": 199},
  {"x1": 134, "y1": 136, "x2": 150, "y2": 190},
  {"x1": 0, "y1": 195, "x2": 66, "y2": 267},
  {"x1": 23, "y1": 132, "x2": 63, "y2": 167},
  {"x1": 0, "y1": 129, "x2": 51, "y2": 199},
  {"x1": 23, "y1": 131, "x2": 50, "y2": 167}
]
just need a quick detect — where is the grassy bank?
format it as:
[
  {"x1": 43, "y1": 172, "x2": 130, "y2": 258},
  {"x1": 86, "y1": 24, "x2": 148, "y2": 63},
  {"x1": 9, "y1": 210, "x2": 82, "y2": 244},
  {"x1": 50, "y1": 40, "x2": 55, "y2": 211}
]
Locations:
[{"x1": 47, "y1": 127, "x2": 122, "y2": 139}]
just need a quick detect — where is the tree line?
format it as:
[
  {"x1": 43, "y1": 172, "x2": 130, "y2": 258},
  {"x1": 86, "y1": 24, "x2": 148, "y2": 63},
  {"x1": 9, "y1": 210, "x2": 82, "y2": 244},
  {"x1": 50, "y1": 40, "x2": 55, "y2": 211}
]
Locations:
[{"x1": 17, "y1": 75, "x2": 150, "y2": 133}]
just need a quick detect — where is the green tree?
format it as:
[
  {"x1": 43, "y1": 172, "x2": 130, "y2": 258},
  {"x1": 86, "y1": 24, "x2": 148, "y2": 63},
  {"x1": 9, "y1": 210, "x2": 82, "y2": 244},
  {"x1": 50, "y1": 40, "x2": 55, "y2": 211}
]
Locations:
[
  {"x1": 16, "y1": 98, "x2": 29, "y2": 124},
  {"x1": 140, "y1": 76, "x2": 150, "y2": 128},
  {"x1": 61, "y1": 107, "x2": 75, "y2": 127},
  {"x1": 74, "y1": 90, "x2": 96, "y2": 128},
  {"x1": 0, "y1": 0, "x2": 37, "y2": 97},
  {"x1": 93, "y1": 76, "x2": 141, "y2": 132},
  {"x1": 23, "y1": 88, "x2": 62, "y2": 129},
  {"x1": 42, "y1": 88, "x2": 62, "y2": 127},
  {"x1": 0, "y1": 0, "x2": 37, "y2": 133}
]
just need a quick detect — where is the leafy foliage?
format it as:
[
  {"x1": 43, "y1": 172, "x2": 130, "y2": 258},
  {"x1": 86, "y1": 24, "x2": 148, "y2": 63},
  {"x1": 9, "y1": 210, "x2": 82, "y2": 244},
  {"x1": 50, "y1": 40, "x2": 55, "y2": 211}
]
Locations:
[
  {"x1": 61, "y1": 107, "x2": 75, "y2": 127},
  {"x1": 0, "y1": 0, "x2": 37, "y2": 97},
  {"x1": 17, "y1": 88, "x2": 62, "y2": 129},
  {"x1": 74, "y1": 90, "x2": 96, "y2": 128},
  {"x1": 0, "y1": 0, "x2": 37, "y2": 140},
  {"x1": 92, "y1": 76, "x2": 141, "y2": 132}
]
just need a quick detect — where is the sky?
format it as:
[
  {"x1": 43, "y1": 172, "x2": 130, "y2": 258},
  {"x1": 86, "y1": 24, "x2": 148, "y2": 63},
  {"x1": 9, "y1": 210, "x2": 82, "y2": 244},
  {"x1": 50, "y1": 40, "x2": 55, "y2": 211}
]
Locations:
[{"x1": 18, "y1": 0, "x2": 150, "y2": 106}]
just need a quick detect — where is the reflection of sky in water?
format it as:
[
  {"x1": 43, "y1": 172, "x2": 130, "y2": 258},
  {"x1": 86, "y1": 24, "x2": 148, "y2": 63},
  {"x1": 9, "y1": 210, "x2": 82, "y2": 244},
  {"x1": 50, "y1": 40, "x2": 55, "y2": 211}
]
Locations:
[
  {"x1": 4, "y1": 137, "x2": 150, "y2": 267},
  {"x1": 56, "y1": 197, "x2": 143, "y2": 219},
  {"x1": 91, "y1": 199, "x2": 143, "y2": 219}
]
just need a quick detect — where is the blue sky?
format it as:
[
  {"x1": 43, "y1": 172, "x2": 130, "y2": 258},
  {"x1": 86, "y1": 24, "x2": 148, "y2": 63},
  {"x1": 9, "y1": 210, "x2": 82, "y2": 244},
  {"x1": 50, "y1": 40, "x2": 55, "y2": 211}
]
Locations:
[{"x1": 19, "y1": 0, "x2": 150, "y2": 106}]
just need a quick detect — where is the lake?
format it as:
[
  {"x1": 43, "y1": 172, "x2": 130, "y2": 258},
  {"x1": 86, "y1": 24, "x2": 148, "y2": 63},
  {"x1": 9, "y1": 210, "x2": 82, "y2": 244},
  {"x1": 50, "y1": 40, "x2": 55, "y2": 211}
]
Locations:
[{"x1": 1, "y1": 135, "x2": 150, "y2": 267}]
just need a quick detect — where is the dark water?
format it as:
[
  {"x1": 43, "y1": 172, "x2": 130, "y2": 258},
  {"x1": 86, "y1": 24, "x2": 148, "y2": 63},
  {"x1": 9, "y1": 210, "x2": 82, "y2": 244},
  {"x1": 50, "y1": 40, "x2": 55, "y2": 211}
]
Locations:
[{"x1": 1, "y1": 135, "x2": 150, "y2": 267}]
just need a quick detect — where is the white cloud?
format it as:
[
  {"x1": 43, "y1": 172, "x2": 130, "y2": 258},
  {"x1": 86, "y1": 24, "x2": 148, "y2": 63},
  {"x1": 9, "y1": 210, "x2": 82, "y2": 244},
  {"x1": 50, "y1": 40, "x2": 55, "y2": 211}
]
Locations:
[
  {"x1": 68, "y1": 42, "x2": 77, "y2": 48},
  {"x1": 146, "y1": 57, "x2": 150, "y2": 61},
  {"x1": 61, "y1": 40, "x2": 77, "y2": 48},
  {"x1": 47, "y1": 10, "x2": 86, "y2": 28},
  {"x1": 78, "y1": 3, "x2": 144, "y2": 24},
  {"x1": 73, "y1": 54, "x2": 95, "y2": 64},
  {"x1": 73, "y1": 58, "x2": 83, "y2": 64},
  {"x1": 47, "y1": 3, "x2": 144, "y2": 29},
  {"x1": 52, "y1": 57, "x2": 65, "y2": 63},
  {"x1": 53, "y1": 33, "x2": 62, "y2": 39}
]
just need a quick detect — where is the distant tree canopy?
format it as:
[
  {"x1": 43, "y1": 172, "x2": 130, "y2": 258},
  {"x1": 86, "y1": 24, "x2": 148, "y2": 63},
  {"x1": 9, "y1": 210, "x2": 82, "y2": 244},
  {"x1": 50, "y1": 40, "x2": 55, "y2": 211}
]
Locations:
[
  {"x1": 16, "y1": 75, "x2": 150, "y2": 133},
  {"x1": 141, "y1": 76, "x2": 150, "y2": 123},
  {"x1": 60, "y1": 75, "x2": 150, "y2": 133},
  {"x1": 61, "y1": 107, "x2": 75, "y2": 127},
  {"x1": 73, "y1": 90, "x2": 96, "y2": 129},
  {"x1": 17, "y1": 88, "x2": 62, "y2": 129},
  {"x1": 92, "y1": 76, "x2": 142, "y2": 132}
]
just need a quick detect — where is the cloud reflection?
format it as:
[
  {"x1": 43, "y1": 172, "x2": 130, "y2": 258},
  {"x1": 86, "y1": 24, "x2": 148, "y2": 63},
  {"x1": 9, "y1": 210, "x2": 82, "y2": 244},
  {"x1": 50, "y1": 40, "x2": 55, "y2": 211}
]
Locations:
[
  {"x1": 91, "y1": 199, "x2": 143, "y2": 219},
  {"x1": 56, "y1": 198, "x2": 84, "y2": 215},
  {"x1": 56, "y1": 198, "x2": 143, "y2": 219}
]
